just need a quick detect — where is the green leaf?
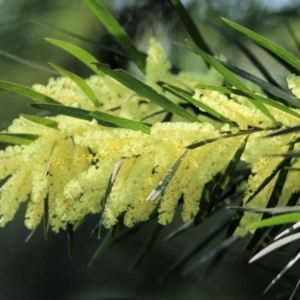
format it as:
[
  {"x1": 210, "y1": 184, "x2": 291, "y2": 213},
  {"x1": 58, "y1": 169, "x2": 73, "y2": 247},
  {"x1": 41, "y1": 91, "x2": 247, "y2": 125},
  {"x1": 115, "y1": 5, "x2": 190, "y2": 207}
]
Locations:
[
  {"x1": 228, "y1": 206, "x2": 300, "y2": 215},
  {"x1": 194, "y1": 178, "x2": 218, "y2": 225},
  {"x1": 159, "y1": 213, "x2": 234, "y2": 282},
  {"x1": 90, "y1": 111, "x2": 150, "y2": 134},
  {"x1": 84, "y1": 0, "x2": 146, "y2": 73},
  {"x1": 199, "y1": 20, "x2": 279, "y2": 87},
  {"x1": 162, "y1": 83, "x2": 235, "y2": 126},
  {"x1": 186, "y1": 130, "x2": 259, "y2": 150},
  {"x1": 217, "y1": 61, "x2": 300, "y2": 109},
  {"x1": 21, "y1": 114, "x2": 59, "y2": 129},
  {"x1": 49, "y1": 63, "x2": 101, "y2": 107},
  {"x1": 94, "y1": 63, "x2": 200, "y2": 123},
  {"x1": 222, "y1": 18, "x2": 300, "y2": 74},
  {"x1": 147, "y1": 150, "x2": 188, "y2": 201},
  {"x1": 0, "y1": 80, "x2": 59, "y2": 104},
  {"x1": 129, "y1": 222, "x2": 163, "y2": 271},
  {"x1": 186, "y1": 40, "x2": 275, "y2": 120},
  {"x1": 182, "y1": 235, "x2": 240, "y2": 276},
  {"x1": 247, "y1": 214, "x2": 300, "y2": 230},
  {"x1": 89, "y1": 228, "x2": 114, "y2": 266},
  {"x1": 45, "y1": 38, "x2": 103, "y2": 75},
  {"x1": 263, "y1": 125, "x2": 300, "y2": 138},
  {"x1": 0, "y1": 133, "x2": 39, "y2": 145},
  {"x1": 169, "y1": 0, "x2": 213, "y2": 56},
  {"x1": 208, "y1": 136, "x2": 248, "y2": 211},
  {"x1": 245, "y1": 154, "x2": 293, "y2": 206},
  {"x1": 264, "y1": 251, "x2": 300, "y2": 294},
  {"x1": 247, "y1": 142, "x2": 294, "y2": 250},
  {"x1": 195, "y1": 84, "x2": 300, "y2": 122},
  {"x1": 163, "y1": 221, "x2": 193, "y2": 241},
  {"x1": 0, "y1": 49, "x2": 59, "y2": 75},
  {"x1": 30, "y1": 103, "x2": 117, "y2": 128}
]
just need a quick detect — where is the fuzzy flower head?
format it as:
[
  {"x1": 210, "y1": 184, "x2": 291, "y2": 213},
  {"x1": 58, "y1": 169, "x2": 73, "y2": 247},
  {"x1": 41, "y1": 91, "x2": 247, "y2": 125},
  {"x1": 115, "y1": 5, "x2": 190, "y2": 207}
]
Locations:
[{"x1": 2, "y1": 37, "x2": 300, "y2": 238}]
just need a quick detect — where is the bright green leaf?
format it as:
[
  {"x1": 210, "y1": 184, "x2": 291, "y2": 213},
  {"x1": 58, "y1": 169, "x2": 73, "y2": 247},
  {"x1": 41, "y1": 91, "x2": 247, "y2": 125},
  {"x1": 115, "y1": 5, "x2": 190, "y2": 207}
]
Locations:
[
  {"x1": 90, "y1": 111, "x2": 150, "y2": 134},
  {"x1": 46, "y1": 38, "x2": 103, "y2": 75},
  {"x1": 0, "y1": 133, "x2": 39, "y2": 145},
  {"x1": 49, "y1": 63, "x2": 101, "y2": 107},
  {"x1": 93, "y1": 63, "x2": 200, "y2": 123},
  {"x1": 21, "y1": 114, "x2": 59, "y2": 129},
  {"x1": 0, "y1": 80, "x2": 59, "y2": 104},
  {"x1": 247, "y1": 213, "x2": 300, "y2": 230}
]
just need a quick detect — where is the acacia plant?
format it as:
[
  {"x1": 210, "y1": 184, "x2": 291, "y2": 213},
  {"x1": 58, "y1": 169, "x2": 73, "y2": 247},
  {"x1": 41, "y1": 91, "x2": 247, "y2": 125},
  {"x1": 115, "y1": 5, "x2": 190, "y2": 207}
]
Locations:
[{"x1": 1, "y1": 0, "x2": 300, "y2": 297}]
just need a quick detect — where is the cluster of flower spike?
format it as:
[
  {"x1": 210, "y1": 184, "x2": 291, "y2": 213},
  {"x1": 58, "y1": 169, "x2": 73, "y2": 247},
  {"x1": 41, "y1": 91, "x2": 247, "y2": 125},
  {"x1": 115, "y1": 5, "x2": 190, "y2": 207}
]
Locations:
[{"x1": 1, "y1": 39, "x2": 300, "y2": 235}]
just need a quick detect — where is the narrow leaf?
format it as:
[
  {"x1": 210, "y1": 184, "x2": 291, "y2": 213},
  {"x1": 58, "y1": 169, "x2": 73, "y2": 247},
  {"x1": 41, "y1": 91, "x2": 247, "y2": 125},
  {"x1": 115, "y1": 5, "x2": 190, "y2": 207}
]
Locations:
[
  {"x1": 199, "y1": 20, "x2": 279, "y2": 87},
  {"x1": 264, "y1": 251, "x2": 300, "y2": 294},
  {"x1": 159, "y1": 213, "x2": 234, "y2": 281},
  {"x1": 46, "y1": 38, "x2": 103, "y2": 75},
  {"x1": 21, "y1": 114, "x2": 59, "y2": 129},
  {"x1": 217, "y1": 61, "x2": 300, "y2": 109},
  {"x1": 0, "y1": 133, "x2": 39, "y2": 145},
  {"x1": 49, "y1": 63, "x2": 101, "y2": 107},
  {"x1": 249, "y1": 232, "x2": 300, "y2": 263},
  {"x1": 24, "y1": 229, "x2": 36, "y2": 243},
  {"x1": 163, "y1": 221, "x2": 193, "y2": 241},
  {"x1": 186, "y1": 39, "x2": 275, "y2": 120},
  {"x1": 93, "y1": 63, "x2": 200, "y2": 123},
  {"x1": 30, "y1": 103, "x2": 117, "y2": 128},
  {"x1": 84, "y1": 0, "x2": 146, "y2": 72},
  {"x1": 194, "y1": 178, "x2": 218, "y2": 225},
  {"x1": 0, "y1": 80, "x2": 59, "y2": 104},
  {"x1": 147, "y1": 150, "x2": 188, "y2": 201},
  {"x1": 264, "y1": 125, "x2": 300, "y2": 138},
  {"x1": 90, "y1": 111, "x2": 150, "y2": 134},
  {"x1": 222, "y1": 18, "x2": 300, "y2": 73},
  {"x1": 162, "y1": 83, "x2": 235, "y2": 125},
  {"x1": 207, "y1": 136, "x2": 248, "y2": 211},
  {"x1": 275, "y1": 221, "x2": 300, "y2": 241},
  {"x1": 228, "y1": 206, "x2": 300, "y2": 215},
  {"x1": 0, "y1": 49, "x2": 59, "y2": 75},
  {"x1": 245, "y1": 156, "x2": 290, "y2": 205},
  {"x1": 169, "y1": 0, "x2": 213, "y2": 55},
  {"x1": 129, "y1": 222, "x2": 163, "y2": 271},
  {"x1": 186, "y1": 130, "x2": 258, "y2": 150},
  {"x1": 89, "y1": 228, "x2": 114, "y2": 266},
  {"x1": 247, "y1": 213, "x2": 300, "y2": 230},
  {"x1": 182, "y1": 236, "x2": 240, "y2": 276}
]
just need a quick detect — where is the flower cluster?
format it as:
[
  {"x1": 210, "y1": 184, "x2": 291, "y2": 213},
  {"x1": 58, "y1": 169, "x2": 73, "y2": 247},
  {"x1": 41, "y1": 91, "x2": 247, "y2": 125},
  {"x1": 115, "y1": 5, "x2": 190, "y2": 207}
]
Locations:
[{"x1": 1, "y1": 38, "x2": 300, "y2": 236}]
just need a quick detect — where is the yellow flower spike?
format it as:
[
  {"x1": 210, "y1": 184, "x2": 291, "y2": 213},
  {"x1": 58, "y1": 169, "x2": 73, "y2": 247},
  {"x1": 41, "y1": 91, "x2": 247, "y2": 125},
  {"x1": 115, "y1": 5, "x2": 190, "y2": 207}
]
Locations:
[
  {"x1": 0, "y1": 166, "x2": 32, "y2": 227},
  {"x1": 0, "y1": 145, "x2": 24, "y2": 180}
]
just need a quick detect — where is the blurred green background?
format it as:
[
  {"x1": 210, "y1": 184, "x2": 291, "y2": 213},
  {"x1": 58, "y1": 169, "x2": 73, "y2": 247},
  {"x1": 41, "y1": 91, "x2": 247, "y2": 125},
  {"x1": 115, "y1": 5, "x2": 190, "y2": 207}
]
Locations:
[{"x1": 0, "y1": 1, "x2": 300, "y2": 299}]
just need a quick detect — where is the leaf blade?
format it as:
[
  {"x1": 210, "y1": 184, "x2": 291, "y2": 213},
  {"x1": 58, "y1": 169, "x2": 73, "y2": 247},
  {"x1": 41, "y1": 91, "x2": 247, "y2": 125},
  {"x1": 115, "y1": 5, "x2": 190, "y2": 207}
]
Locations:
[
  {"x1": 90, "y1": 111, "x2": 150, "y2": 134},
  {"x1": 45, "y1": 38, "x2": 103, "y2": 75},
  {"x1": 222, "y1": 18, "x2": 300, "y2": 73},
  {"x1": 94, "y1": 63, "x2": 200, "y2": 123},
  {"x1": 0, "y1": 80, "x2": 59, "y2": 104},
  {"x1": 84, "y1": 0, "x2": 146, "y2": 72}
]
